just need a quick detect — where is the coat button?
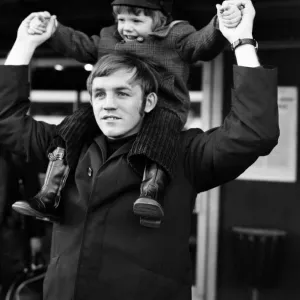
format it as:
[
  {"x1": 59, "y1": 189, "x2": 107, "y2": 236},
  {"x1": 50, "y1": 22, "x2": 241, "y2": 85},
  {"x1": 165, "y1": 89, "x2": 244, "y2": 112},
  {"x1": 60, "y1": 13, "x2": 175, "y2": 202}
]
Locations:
[{"x1": 87, "y1": 167, "x2": 93, "y2": 177}]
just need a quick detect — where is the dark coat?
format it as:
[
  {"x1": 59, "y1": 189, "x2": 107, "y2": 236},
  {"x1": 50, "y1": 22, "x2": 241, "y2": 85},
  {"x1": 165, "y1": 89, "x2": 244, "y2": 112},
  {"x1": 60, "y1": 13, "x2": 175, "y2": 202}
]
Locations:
[
  {"x1": 48, "y1": 17, "x2": 226, "y2": 123},
  {"x1": 0, "y1": 65, "x2": 279, "y2": 300},
  {"x1": 0, "y1": 147, "x2": 45, "y2": 294}
]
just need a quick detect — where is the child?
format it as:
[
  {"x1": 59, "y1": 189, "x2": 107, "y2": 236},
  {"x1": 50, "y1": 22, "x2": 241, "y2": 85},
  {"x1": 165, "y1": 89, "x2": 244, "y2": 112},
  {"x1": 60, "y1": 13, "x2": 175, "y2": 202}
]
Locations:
[{"x1": 13, "y1": 0, "x2": 242, "y2": 228}]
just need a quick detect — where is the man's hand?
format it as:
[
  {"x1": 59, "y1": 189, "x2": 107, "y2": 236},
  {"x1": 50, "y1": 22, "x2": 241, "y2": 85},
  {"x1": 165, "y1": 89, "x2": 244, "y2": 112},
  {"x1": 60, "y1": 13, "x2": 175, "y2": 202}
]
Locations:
[
  {"x1": 217, "y1": 0, "x2": 259, "y2": 67},
  {"x1": 27, "y1": 11, "x2": 58, "y2": 36},
  {"x1": 217, "y1": 0, "x2": 255, "y2": 43},
  {"x1": 5, "y1": 12, "x2": 56, "y2": 65},
  {"x1": 220, "y1": 3, "x2": 242, "y2": 29},
  {"x1": 30, "y1": 237, "x2": 43, "y2": 256},
  {"x1": 16, "y1": 12, "x2": 56, "y2": 48}
]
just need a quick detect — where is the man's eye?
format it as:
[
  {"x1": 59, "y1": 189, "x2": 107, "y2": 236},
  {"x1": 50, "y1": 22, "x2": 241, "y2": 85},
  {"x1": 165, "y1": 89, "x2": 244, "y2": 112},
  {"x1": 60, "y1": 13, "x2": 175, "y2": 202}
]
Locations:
[
  {"x1": 117, "y1": 92, "x2": 128, "y2": 97},
  {"x1": 95, "y1": 92, "x2": 105, "y2": 99}
]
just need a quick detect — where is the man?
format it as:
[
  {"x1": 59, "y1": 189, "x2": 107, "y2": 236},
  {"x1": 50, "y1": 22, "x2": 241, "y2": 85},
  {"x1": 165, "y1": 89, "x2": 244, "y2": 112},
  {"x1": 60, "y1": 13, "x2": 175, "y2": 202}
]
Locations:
[{"x1": 0, "y1": 0, "x2": 279, "y2": 299}]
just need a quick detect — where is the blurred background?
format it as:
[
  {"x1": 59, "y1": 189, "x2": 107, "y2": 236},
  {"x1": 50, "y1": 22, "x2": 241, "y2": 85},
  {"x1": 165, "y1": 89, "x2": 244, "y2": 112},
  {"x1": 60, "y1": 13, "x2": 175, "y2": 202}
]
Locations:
[{"x1": 1, "y1": 1, "x2": 300, "y2": 300}]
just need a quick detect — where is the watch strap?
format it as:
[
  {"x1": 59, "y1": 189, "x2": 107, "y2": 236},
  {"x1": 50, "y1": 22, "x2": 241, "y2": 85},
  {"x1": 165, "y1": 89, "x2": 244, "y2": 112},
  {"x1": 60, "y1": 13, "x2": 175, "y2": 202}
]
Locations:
[{"x1": 231, "y1": 38, "x2": 258, "y2": 51}]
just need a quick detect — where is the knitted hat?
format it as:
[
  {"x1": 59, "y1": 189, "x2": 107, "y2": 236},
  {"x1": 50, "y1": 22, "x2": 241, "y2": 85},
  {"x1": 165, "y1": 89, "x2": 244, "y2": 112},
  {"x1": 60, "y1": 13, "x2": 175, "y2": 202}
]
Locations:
[{"x1": 111, "y1": 0, "x2": 173, "y2": 16}]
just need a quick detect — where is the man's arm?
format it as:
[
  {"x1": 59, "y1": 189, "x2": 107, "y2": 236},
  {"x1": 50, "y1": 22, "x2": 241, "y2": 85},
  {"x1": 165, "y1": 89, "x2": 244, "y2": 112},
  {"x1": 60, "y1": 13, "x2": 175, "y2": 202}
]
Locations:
[
  {"x1": 185, "y1": 65, "x2": 278, "y2": 192},
  {"x1": 217, "y1": 0, "x2": 259, "y2": 67},
  {"x1": 0, "y1": 14, "x2": 57, "y2": 168},
  {"x1": 184, "y1": 0, "x2": 279, "y2": 191},
  {"x1": 5, "y1": 13, "x2": 56, "y2": 65}
]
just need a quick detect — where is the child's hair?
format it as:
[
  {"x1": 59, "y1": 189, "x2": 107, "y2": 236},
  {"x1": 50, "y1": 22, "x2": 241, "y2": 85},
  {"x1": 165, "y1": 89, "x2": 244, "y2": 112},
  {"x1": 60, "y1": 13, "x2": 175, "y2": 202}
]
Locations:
[
  {"x1": 86, "y1": 53, "x2": 159, "y2": 100},
  {"x1": 113, "y1": 5, "x2": 167, "y2": 31}
]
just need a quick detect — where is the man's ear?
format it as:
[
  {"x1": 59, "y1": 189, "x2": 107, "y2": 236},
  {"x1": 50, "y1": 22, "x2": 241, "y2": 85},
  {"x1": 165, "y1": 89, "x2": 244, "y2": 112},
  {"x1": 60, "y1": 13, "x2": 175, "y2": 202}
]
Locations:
[{"x1": 144, "y1": 92, "x2": 158, "y2": 113}]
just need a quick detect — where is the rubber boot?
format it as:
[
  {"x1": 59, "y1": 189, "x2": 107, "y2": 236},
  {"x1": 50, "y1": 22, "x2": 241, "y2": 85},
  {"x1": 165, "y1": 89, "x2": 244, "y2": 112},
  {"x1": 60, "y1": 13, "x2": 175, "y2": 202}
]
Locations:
[
  {"x1": 12, "y1": 147, "x2": 70, "y2": 223},
  {"x1": 133, "y1": 161, "x2": 168, "y2": 228}
]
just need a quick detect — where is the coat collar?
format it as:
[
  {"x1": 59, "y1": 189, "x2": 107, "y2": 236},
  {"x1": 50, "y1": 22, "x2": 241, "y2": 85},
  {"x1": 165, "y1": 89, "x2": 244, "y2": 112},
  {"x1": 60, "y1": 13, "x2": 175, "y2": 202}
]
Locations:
[{"x1": 94, "y1": 134, "x2": 134, "y2": 162}]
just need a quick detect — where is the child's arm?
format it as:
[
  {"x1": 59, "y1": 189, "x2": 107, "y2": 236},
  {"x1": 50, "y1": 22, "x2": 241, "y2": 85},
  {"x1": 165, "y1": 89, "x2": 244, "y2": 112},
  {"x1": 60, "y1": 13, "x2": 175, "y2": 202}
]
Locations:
[
  {"x1": 26, "y1": 11, "x2": 99, "y2": 64},
  {"x1": 48, "y1": 22, "x2": 99, "y2": 64},
  {"x1": 175, "y1": 15, "x2": 227, "y2": 63},
  {"x1": 175, "y1": 2, "x2": 242, "y2": 63}
]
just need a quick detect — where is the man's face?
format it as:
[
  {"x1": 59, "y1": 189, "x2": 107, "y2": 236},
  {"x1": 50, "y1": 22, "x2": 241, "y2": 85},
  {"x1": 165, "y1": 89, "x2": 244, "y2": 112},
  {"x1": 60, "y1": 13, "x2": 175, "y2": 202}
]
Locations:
[
  {"x1": 91, "y1": 69, "x2": 150, "y2": 139},
  {"x1": 117, "y1": 12, "x2": 153, "y2": 42}
]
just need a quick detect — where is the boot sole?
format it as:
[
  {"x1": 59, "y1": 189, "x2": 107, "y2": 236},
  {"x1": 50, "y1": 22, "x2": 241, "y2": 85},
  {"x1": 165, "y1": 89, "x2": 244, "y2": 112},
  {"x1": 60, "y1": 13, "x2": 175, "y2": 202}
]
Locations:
[
  {"x1": 12, "y1": 201, "x2": 60, "y2": 223},
  {"x1": 133, "y1": 198, "x2": 164, "y2": 218},
  {"x1": 140, "y1": 217, "x2": 161, "y2": 229}
]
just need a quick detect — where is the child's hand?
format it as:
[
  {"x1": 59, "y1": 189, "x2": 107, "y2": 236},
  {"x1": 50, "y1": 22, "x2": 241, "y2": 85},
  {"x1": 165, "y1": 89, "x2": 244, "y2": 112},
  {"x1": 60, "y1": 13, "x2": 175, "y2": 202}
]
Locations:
[
  {"x1": 216, "y1": 0, "x2": 255, "y2": 44},
  {"x1": 219, "y1": 1, "x2": 242, "y2": 28},
  {"x1": 14, "y1": 13, "x2": 57, "y2": 50},
  {"x1": 28, "y1": 16, "x2": 48, "y2": 35},
  {"x1": 27, "y1": 11, "x2": 54, "y2": 35}
]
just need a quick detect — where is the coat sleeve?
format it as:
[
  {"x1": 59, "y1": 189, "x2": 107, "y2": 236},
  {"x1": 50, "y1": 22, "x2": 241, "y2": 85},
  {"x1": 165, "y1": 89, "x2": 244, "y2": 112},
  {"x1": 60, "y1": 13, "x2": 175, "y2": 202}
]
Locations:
[
  {"x1": 184, "y1": 66, "x2": 279, "y2": 193},
  {"x1": 0, "y1": 65, "x2": 56, "y2": 172},
  {"x1": 175, "y1": 16, "x2": 227, "y2": 63},
  {"x1": 47, "y1": 22, "x2": 99, "y2": 64}
]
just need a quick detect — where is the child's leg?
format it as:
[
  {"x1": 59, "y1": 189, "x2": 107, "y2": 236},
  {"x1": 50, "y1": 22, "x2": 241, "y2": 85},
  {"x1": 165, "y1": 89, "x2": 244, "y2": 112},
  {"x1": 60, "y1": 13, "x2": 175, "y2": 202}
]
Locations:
[
  {"x1": 12, "y1": 147, "x2": 69, "y2": 222},
  {"x1": 128, "y1": 106, "x2": 183, "y2": 228},
  {"x1": 12, "y1": 106, "x2": 98, "y2": 223}
]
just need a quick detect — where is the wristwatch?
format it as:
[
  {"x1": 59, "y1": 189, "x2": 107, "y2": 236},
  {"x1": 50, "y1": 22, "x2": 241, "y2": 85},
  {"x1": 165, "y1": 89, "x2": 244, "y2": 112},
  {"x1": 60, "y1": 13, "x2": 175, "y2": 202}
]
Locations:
[{"x1": 231, "y1": 38, "x2": 258, "y2": 51}]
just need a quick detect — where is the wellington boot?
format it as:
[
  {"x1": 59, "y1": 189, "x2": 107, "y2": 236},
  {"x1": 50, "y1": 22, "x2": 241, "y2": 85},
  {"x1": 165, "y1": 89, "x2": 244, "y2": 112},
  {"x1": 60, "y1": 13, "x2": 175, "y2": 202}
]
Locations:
[
  {"x1": 12, "y1": 147, "x2": 69, "y2": 223},
  {"x1": 133, "y1": 162, "x2": 168, "y2": 228}
]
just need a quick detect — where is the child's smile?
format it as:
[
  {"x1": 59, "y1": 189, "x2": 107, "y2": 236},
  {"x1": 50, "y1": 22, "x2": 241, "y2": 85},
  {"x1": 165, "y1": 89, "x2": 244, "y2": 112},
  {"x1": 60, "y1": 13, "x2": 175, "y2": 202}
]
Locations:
[{"x1": 117, "y1": 13, "x2": 153, "y2": 42}]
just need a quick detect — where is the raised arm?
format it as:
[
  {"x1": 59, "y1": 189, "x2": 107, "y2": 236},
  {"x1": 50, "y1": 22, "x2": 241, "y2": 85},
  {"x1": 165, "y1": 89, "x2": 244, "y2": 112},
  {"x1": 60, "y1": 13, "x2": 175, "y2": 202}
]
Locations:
[
  {"x1": 25, "y1": 11, "x2": 99, "y2": 64},
  {"x1": 175, "y1": 16, "x2": 227, "y2": 63},
  {"x1": 47, "y1": 21, "x2": 99, "y2": 64},
  {"x1": 184, "y1": 0, "x2": 279, "y2": 191},
  {"x1": 1, "y1": 14, "x2": 57, "y2": 169}
]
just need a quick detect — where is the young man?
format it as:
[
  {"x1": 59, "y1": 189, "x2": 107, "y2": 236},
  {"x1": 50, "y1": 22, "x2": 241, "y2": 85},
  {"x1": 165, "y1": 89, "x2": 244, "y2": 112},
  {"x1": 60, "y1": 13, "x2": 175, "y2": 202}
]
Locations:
[{"x1": 0, "y1": 1, "x2": 279, "y2": 299}]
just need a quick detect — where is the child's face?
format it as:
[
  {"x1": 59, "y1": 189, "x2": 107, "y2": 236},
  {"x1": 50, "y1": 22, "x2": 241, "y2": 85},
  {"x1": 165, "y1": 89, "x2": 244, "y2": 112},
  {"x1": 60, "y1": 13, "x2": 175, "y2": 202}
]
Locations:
[{"x1": 117, "y1": 12, "x2": 154, "y2": 42}]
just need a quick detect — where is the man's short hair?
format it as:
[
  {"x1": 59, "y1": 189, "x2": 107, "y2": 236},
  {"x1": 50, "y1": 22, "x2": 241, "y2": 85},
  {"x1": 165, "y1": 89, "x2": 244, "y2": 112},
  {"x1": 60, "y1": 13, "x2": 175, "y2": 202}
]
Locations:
[{"x1": 86, "y1": 52, "x2": 160, "y2": 99}]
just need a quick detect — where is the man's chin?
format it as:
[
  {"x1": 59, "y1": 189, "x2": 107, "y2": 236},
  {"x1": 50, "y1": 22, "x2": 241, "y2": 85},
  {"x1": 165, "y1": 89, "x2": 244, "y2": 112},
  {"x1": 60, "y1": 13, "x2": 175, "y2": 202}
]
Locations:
[{"x1": 104, "y1": 131, "x2": 125, "y2": 140}]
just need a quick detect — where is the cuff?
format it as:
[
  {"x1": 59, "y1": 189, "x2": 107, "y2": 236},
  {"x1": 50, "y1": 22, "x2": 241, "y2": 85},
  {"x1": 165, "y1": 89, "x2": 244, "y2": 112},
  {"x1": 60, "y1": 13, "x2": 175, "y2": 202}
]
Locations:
[
  {"x1": 0, "y1": 65, "x2": 29, "y2": 87},
  {"x1": 233, "y1": 64, "x2": 277, "y2": 91}
]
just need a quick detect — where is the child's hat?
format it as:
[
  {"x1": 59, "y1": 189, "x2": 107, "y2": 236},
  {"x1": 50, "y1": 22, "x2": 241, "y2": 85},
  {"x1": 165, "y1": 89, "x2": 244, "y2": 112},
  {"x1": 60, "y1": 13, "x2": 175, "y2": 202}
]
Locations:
[{"x1": 111, "y1": 0, "x2": 173, "y2": 16}]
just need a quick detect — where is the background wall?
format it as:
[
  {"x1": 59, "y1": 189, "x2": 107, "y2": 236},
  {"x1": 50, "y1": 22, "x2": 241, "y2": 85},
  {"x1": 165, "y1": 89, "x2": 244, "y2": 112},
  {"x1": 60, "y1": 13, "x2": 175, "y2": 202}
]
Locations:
[{"x1": 218, "y1": 48, "x2": 300, "y2": 300}]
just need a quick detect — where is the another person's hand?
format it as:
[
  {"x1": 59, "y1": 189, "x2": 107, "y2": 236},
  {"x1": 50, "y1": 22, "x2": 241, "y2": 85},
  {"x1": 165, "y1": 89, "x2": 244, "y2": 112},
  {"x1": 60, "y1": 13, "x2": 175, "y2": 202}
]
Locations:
[
  {"x1": 16, "y1": 12, "x2": 56, "y2": 49},
  {"x1": 217, "y1": 0, "x2": 255, "y2": 43},
  {"x1": 30, "y1": 237, "x2": 43, "y2": 256},
  {"x1": 219, "y1": 2, "x2": 242, "y2": 28}
]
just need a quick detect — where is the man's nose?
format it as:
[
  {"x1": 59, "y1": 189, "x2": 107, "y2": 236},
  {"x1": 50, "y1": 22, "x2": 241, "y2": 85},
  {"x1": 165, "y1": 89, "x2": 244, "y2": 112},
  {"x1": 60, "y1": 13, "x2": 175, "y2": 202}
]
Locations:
[{"x1": 103, "y1": 95, "x2": 117, "y2": 110}]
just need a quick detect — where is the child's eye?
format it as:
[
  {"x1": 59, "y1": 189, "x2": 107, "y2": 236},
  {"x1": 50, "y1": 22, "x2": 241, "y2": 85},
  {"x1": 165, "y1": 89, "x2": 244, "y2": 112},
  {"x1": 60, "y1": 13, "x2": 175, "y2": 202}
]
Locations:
[
  {"x1": 118, "y1": 18, "x2": 125, "y2": 23},
  {"x1": 133, "y1": 19, "x2": 141, "y2": 23}
]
